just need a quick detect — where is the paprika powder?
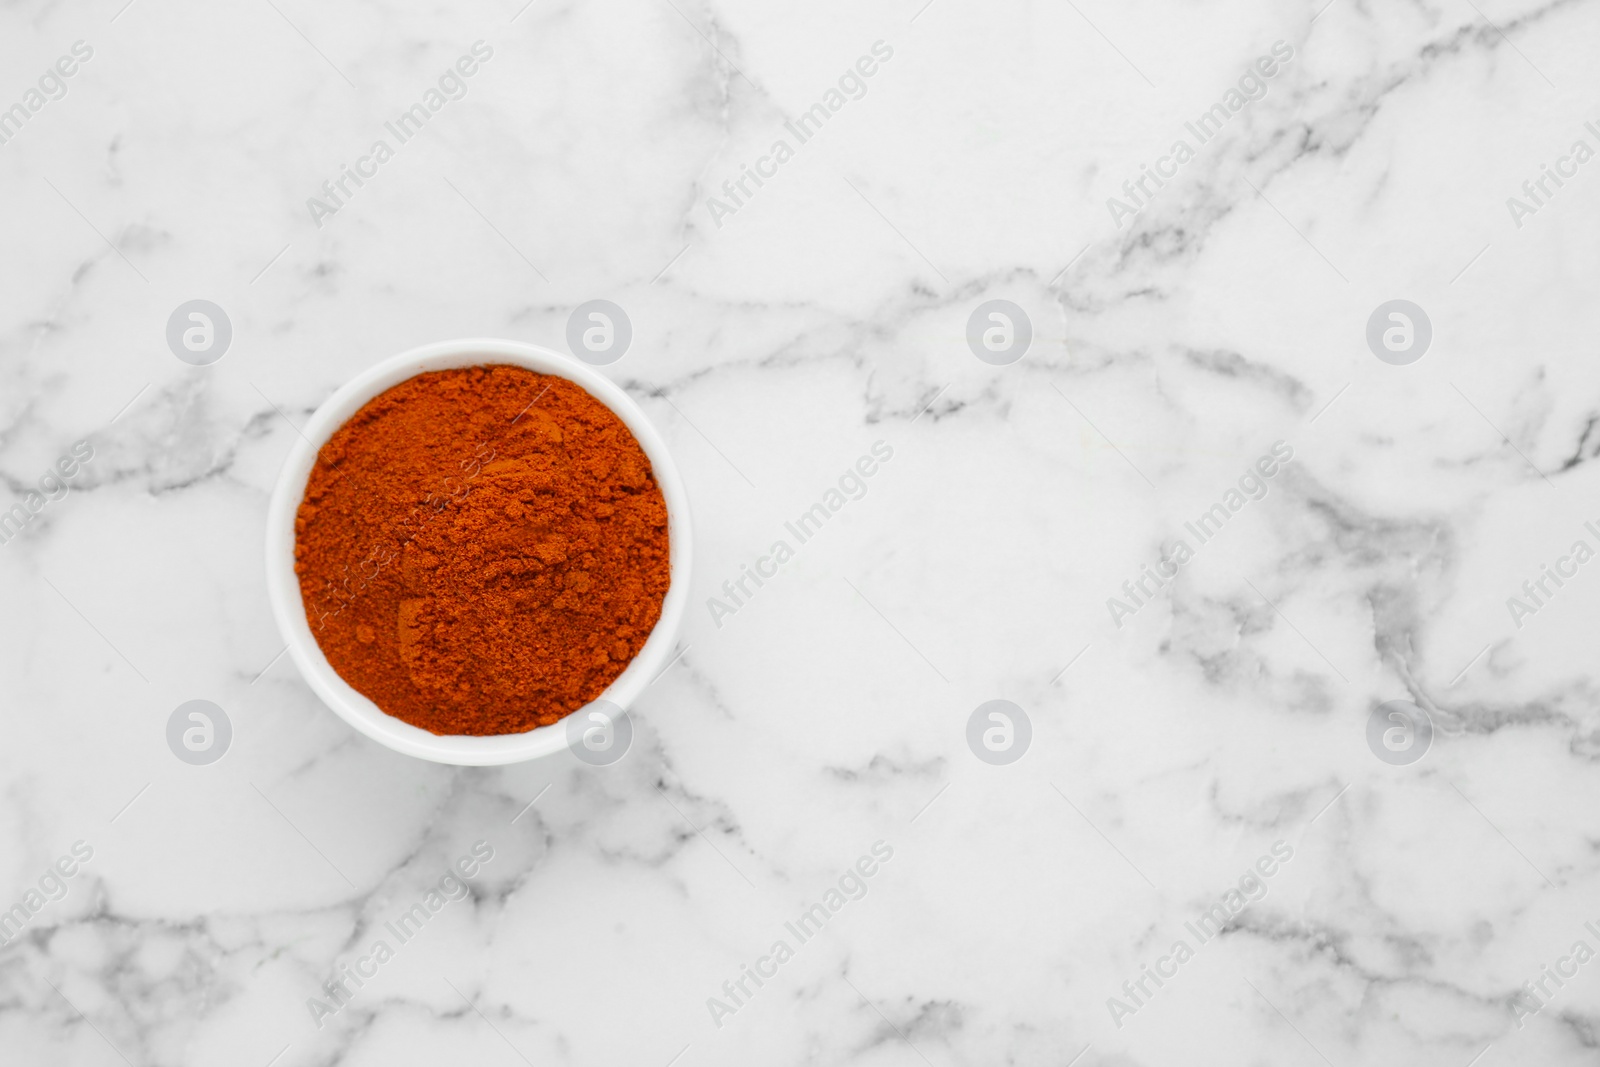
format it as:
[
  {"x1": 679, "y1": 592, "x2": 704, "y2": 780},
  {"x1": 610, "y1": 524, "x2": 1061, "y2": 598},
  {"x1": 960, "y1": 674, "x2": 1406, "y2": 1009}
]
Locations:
[{"x1": 294, "y1": 364, "x2": 671, "y2": 736}]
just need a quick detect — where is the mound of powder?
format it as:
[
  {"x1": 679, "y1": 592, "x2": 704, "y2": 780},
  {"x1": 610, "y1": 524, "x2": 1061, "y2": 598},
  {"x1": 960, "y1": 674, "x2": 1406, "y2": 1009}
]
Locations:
[{"x1": 294, "y1": 364, "x2": 671, "y2": 736}]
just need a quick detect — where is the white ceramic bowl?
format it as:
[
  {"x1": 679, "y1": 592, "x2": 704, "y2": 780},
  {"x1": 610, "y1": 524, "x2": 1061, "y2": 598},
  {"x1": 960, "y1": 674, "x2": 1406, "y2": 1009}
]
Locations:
[{"x1": 265, "y1": 338, "x2": 692, "y2": 765}]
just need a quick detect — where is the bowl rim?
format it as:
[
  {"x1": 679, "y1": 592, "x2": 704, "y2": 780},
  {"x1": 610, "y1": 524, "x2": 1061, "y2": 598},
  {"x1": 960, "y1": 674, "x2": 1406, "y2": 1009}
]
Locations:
[{"x1": 264, "y1": 337, "x2": 692, "y2": 766}]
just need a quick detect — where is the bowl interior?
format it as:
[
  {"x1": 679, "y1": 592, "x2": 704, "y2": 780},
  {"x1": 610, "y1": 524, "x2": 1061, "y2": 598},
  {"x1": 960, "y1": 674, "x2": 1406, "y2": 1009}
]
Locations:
[{"x1": 265, "y1": 339, "x2": 691, "y2": 765}]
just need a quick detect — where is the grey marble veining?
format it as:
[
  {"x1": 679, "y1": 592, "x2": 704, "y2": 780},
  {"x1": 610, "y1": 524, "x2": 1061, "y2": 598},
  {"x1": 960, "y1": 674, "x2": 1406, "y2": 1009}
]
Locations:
[{"x1": 2, "y1": 0, "x2": 1599, "y2": 1064}]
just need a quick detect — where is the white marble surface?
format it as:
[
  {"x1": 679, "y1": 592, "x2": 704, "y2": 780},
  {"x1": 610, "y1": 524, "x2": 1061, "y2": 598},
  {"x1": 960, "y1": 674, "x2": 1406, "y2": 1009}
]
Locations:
[{"x1": 3, "y1": 0, "x2": 1600, "y2": 1063}]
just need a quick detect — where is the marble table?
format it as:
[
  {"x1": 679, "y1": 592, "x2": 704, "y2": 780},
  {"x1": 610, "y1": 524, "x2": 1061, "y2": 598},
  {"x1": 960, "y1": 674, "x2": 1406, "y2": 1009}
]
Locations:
[{"x1": 2, "y1": 0, "x2": 1597, "y2": 1063}]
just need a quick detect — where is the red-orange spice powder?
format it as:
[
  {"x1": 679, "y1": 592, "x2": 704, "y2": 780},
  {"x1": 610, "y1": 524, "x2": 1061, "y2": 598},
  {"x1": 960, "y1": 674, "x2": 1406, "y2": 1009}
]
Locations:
[{"x1": 294, "y1": 364, "x2": 671, "y2": 735}]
